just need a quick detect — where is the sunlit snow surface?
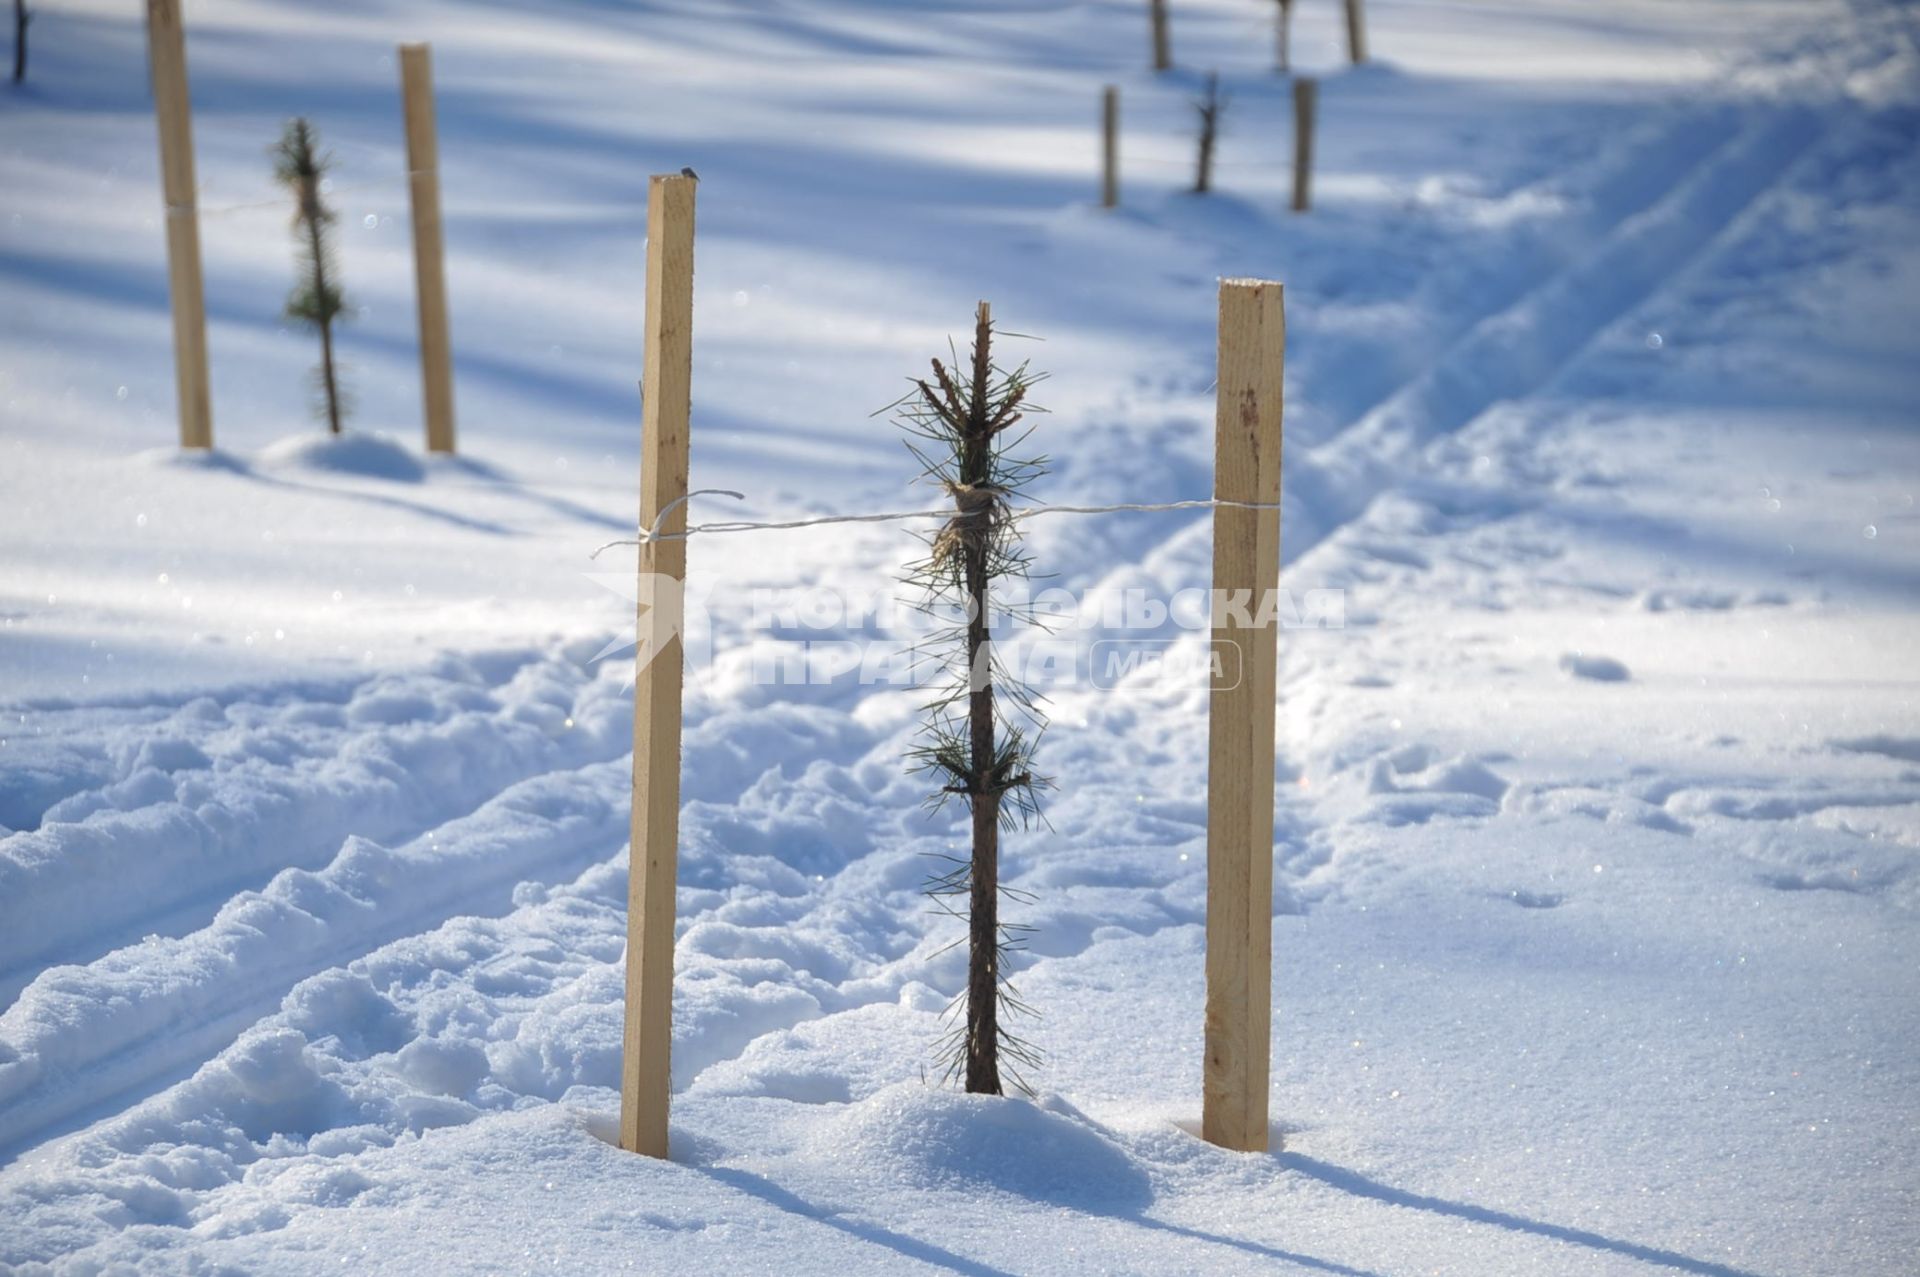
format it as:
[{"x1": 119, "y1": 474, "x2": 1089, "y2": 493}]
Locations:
[{"x1": 2, "y1": 0, "x2": 1918, "y2": 1272}]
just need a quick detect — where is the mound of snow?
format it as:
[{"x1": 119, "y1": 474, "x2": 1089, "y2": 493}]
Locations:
[
  {"x1": 810, "y1": 1083, "x2": 1152, "y2": 1212},
  {"x1": 1559, "y1": 652, "x2": 1631, "y2": 682},
  {"x1": 257, "y1": 432, "x2": 426, "y2": 483}
]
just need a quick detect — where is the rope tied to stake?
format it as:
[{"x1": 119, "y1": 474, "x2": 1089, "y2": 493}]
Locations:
[{"x1": 587, "y1": 490, "x2": 1282, "y2": 559}]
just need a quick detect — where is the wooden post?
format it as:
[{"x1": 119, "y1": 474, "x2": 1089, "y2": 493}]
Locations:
[
  {"x1": 1344, "y1": 0, "x2": 1368, "y2": 64},
  {"x1": 619, "y1": 172, "x2": 696, "y2": 1159},
  {"x1": 146, "y1": 0, "x2": 211, "y2": 450},
  {"x1": 1291, "y1": 77, "x2": 1316, "y2": 214},
  {"x1": 1101, "y1": 86, "x2": 1119, "y2": 209},
  {"x1": 1203, "y1": 278, "x2": 1283, "y2": 1154},
  {"x1": 1149, "y1": 0, "x2": 1170, "y2": 72},
  {"x1": 400, "y1": 43, "x2": 457, "y2": 455}
]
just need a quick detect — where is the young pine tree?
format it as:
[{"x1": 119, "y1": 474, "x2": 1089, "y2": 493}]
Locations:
[
  {"x1": 897, "y1": 303, "x2": 1049, "y2": 1096},
  {"x1": 273, "y1": 118, "x2": 348, "y2": 434},
  {"x1": 1193, "y1": 72, "x2": 1227, "y2": 194}
]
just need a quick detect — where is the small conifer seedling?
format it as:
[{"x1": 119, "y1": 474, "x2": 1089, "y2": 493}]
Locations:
[
  {"x1": 895, "y1": 303, "x2": 1050, "y2": 1096},
  {"x1": 273, "y1": 118, "x2": 349, "y2": 434}
]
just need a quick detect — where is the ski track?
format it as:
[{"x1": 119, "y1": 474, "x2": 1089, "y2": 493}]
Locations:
[
  {"x1": 0, "y1": 641, "x2": 635, "y2": 1006},
  {"x1": 1292, "y1": 106, "x2": 1824, "y2": 565}
]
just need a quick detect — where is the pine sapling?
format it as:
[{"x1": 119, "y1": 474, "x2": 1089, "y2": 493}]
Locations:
[
  {"x1": 1193, "y1": 72, "x2": 1227, "y2": 195},
  {"x1": 895, "y1": 302, "x2": 1049, "y2": 1096},
  {"x1": 273, "y1": 118, "x2": 349, "y2": 434}
]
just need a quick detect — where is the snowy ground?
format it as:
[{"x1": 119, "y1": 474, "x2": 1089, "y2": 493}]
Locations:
[{"x1": 2, "y1": 0, "x2": 1918, "y2": 1272}]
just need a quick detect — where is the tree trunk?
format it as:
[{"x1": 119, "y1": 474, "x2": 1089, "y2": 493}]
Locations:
[
  {"x1": 317, "y1": 312, "x2": 342, "y2": 435},
  {"x1": 1148, "y1": 0, "x2": 1170, "y2": 72},
  {"x1": 1194, "y1": 73, "x2": 1220, "y2": 194},
  {"x1": 13, "y1": 0, "x2": 27, "y2": 85},
  {"x1": 303, "y1": 189, "x2": 343, "y2": 434},
  {"x1": 960, "y1": 301, "x2": 1002, "y2": 1096},
  {"x1": 1276, "y1": 0, "x2": 1292, "y2": 75}
]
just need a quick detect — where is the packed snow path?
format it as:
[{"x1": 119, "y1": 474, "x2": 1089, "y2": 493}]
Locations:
[{"x1": 2, "y1": 0, "x2": 1917, "y2": 1272}]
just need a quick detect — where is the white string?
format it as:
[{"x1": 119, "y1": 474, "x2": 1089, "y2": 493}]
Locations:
[{"x1": 587, "y1": 491, "x2": 1278, "y2": 559}]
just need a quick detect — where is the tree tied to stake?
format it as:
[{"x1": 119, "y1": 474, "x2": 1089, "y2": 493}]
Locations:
[
  {"x1": 895, "y1": 302, "x2": 1050, "y2": 1096},
  {"x1": 273, "y1": 118, "x2": 349, "y2": 434}
]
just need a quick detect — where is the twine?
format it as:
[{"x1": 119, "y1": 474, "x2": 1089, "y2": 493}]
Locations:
[
  {"x1": 587, "y1": 490, "x2": 1279, "y2": 559},
  {"x1": 167, "y1": 171, "x2": 436, "y2": 219}
]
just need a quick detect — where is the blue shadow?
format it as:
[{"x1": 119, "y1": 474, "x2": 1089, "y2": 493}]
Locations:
[{"x1": 1283, "y1": 1153, "x2": 1772, "y2": 1277}]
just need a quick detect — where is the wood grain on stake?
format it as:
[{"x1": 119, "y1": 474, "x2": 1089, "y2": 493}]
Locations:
[
  {"x1": 620, "y1": 173, "x2": 695, "y2": 1159},
  {"x1": 148, "y1": 0, "x2": 211, "y2": 449},
  {"x1": 1204, "y1": 278, "x2": 1283, "y2": 1153},
  {"x1": 400, "y1": 43, "x2": 457, "y2": 454},
  {"x1": 1344, "y1": 0, "x2": 1369, "y2": 63}
]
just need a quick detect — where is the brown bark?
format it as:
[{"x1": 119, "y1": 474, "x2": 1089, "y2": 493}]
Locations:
[
  {"x1": 1194, "y1": 73, "x2": 1220, "y2": 194},
  {"x1": 298, "y1": 169, "x2": 343, "y2": 435},
  {"x1": 960, "y1": 301, "x2": 1002, "y2": 1095}
]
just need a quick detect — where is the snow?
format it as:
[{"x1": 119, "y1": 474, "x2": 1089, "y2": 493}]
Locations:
[{"x1": 3, "y1": 0, "x2": 1918, "y2": 1272}]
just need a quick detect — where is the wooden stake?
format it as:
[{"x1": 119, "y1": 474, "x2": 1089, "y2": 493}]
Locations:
[
  {"x1": 400, "y1": 43, "x2": 456, "y2": 455},
  {"x1": 1203, "y1": 277, "x2": 1283, "y2": 1154},
  {"x1": 619, "y1": 172, "x2": 696, "y2": 1159},
  {"x1": 1291, "y1": 77, "x2": 1316, "y2": 214},
  {"x1": 146, "y1": 0, "x2": 211, "y2": 450},
  {"x1": 1344, "y1": 0, "x2": 1368, "y2": 64},
  {"x1": 1101, "y1": 86, "x2": 1119, "y2": 209},
  {"x1": 1149, "y1": 0, "x2": 1171, "y2": 72}
]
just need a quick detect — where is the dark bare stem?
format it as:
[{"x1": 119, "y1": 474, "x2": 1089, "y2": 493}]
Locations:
[
  {"x1": 303, "y1": 191, "x2": 343, "y2": 435},
  {"x1": 961, "y1": 301, "x2": 1002, "y2": 1096},
  {"x1": 1194, "y1": 72, "x2": 1222, "y2": 195}
]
